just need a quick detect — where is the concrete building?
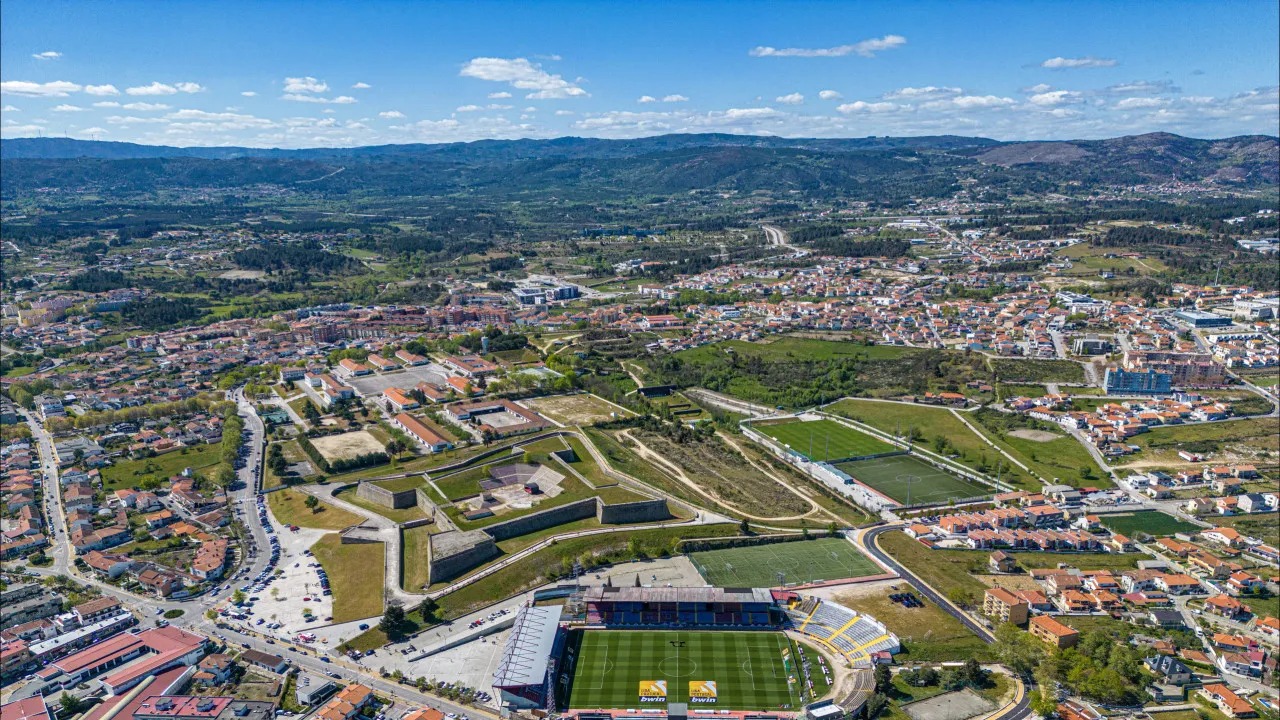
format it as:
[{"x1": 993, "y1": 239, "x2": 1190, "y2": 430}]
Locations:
[{"x1": 983, "y1": 588, "x2": 1029, "y2": 626}]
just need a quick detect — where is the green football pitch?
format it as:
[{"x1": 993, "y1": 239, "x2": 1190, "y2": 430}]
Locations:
[
  {"x1": 689, "y1": 538, "x2": 883, "y2": 588},
  {"x1": 568, "y1": 630, "x2": 801, "y2": 711},
  {"x1": 1100, "y1": 511, "x2": 1201, "y2": 537},
  {"x1": 834, "y1": 454, "x2": 991, "y2": 505},
  {"x1": 755, "y1": 419, "x2": 899, "y2": 461}
]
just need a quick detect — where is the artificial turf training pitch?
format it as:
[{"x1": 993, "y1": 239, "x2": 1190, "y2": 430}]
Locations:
[
  {"x1": 755, "y1": 419, "x2": 899, "y2": 462},
  {"x1": 689, "y1": 537, "x2": 883, "y2": 588},
  {"x1": 568, "y1": 630, "x2": 801, "y2": 711},
  {"x1": 834, "y1": 454, "x2": 990, "y2": 505}
]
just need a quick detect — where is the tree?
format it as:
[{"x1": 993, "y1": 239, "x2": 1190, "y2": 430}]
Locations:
[
  {"x1": 304, "y1": 495, "x2": 319, "y2": 512},
  {"x1": 60, "y1": 693, "x2": 85, "y2": 716},
  {"x1": 874, "y1": 664, "x2": 892, "y2": 693},
  {"x1": 739, "y1": 517, "x2": 750, "y2": 535},
  {"x1": 827, "y1": 521, "x2": 838, "y2": 536},
  {"x1": 959, "y1": 659, "x2": 987, "y2": 688},
  {"x1": 232, "y1": 590, "x2": 246, "y2": 605},
  {"x1": 380, "y1": 602, "x2": 407, "y2": 640},
  {"x1": 864, "y1": 693, "x2": 888, "y2": 719},
  {"x1": 993, "y1": 622, "x2": 1045, "y2": 677},
  {"x1": 635, "y1": 575, "x2": 642, "y2": 587}
]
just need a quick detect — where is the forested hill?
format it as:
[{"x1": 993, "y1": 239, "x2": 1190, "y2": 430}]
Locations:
[{"x1": 1, "y1": 133, "x2": 1276, "y2": 198}]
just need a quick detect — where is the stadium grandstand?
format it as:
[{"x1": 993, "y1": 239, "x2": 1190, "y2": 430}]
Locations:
[
  {"x1": 780, "y1": 595, "x2": 898, "y2": 667},
  {"x1": 580, "y1": 586, "x2": 781, "y2": 627},
  {"x1": 493, "y1": 605, "x2": 565, "y2": 712}
]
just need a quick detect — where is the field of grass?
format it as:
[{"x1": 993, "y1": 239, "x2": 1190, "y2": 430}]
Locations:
[
  {"x1": 585, "y1": 428, "x2": 689, "y2": 495},
  {"x1": 969, "y1": 409, "x2": 1108, "y2": 488},
  {"x1": 563, "y1": 435, "x2": 617, "y2": 487},
  {"x1": 1209, "y1": 512, "x2": 1279, "y2": 541},
  {"x1": 996, "y1": 383, "x2": 1049, "y2": 400},
  {"x1": 401, "y1": 524, "x2": 431, "y2": 592},
  {"x1": 267, "y1": 488, "x2": 363, "y2": 530},
  {"x1": 689, "y1": 538, "x2": 882, "y2": 587},
  {"x1": 1100, "y1": 511, "x2": 1201, "y2": 538},
  {"x1": 310, "y1": 533, "x2": 385, "y2": 623},
  {"x1": 825, "y1": 400, "x2": 1036, "y2": 489},
  {"x1": 435, "y1": 524, "x2": 738, "y2": 619},
  {"x1": 334, "y1": 486, "x2": 427, "y2": 524},
  {"x1": 430, "y1": 464, "x2": 489, "y2": 500},
  {"x1": 688, "y1": 337, "x2": 919, "y2": 362},
  {"x1": 755, "y1": 418, "x2": 899, "y2": 461},
  {"x1": 833, "y1": 587, "x2": 993, "y2": 663},
  {"x1": 836, "y1": 455, "x2": 991, "y2": 505},
  {"x1": 990, "y1": 359, "x2": 1086, "y2": 384},
  {"x1": 101, "y1": 444, "x2": 223, "y2": 490},
  {"x1": 568, "y1": 630, "x2": 799, "y2": 710},
  {"x1": 1129, "y1": 417, "x2": 1280, "y2": 464}
]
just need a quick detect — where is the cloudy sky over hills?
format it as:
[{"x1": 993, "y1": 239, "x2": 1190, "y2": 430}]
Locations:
[{"x1": 2, "y1": 0, "x2": 1277, "y2": 148}]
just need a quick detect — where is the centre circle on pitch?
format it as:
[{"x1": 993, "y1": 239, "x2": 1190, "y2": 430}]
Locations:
[{"x1": 659, "y1": 656, "x2": 697, "y2": 677}]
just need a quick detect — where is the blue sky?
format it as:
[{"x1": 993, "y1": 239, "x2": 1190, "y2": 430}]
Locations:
[{"x1": 2, "y1": 0, "x2": 1277, "y2": 147}]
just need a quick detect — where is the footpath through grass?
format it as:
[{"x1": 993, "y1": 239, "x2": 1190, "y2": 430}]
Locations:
[
  {"x1": 267, "y1": 488, "x2": 363, "y2": 530},
  {"x1": 311, "y1": 533, "x2": 385, "y2": 623}
]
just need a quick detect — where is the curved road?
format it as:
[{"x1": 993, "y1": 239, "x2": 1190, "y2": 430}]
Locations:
[{"x1": 857, "y1": 526, "x2": 1036, "y2": 720}]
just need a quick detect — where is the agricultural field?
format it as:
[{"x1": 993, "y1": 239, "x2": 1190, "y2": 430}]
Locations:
[
  {"x1": 835, "y1": 455, "x2": 991, "y2": 506},
  {"x1": 310, "y1": 430, "x2": 385, "y2": 462},
  {"x1": 567, "y1": 630, "x2": 800, "y2": 710},
  {"x1": 825, "y1": 399, "x2": 1037, "y2": 489},
  {"x1": 688, "y1": 538, "x2": 883, "y2": 587},
  {"x1": 989, "y1": 359, "x2": 1086, "y2": 384},
  {"x1": 523, "y1": 393, "x2": 629, "y2": 426},
  {"x1": 101, "y1": 444, "x2": 223, "y2": 490},
  {"x1": 754, "y1": 418, "x2": 899, "y2": 461},
  {"x1": 1100, "y1": 511, "x2": 1201, "y2": 538}
]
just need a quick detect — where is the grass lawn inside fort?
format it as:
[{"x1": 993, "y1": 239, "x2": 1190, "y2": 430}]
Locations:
[
  {"x1": 835, "y1": 455, "x2": 991, "y2": 505},
  {"x1": 689, "y1": 538, "x2": 883, "y2": 588},
  {"x1": 754, "y1": 418, "x2": 899, "y2": 461},
  {"x1": 567, "y1": 630, "x2": 801, "y2": 711}
]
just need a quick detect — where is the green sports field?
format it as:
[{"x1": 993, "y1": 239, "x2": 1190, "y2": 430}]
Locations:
[
  {"x1": 1100, "y1": 511, "x2": 1201, "y2": 537},
  {"x1": 568, "y1": 630, "x2": 800, "y2": 711},
  {"x1": 834, "y1": 454, "x2": 991, "y2": 506},
  {"x1": 689, "y1": 538, "x2": 883, "y2": 588},
  {"x1": 755, "y1": 419, "x2": 899, "y2": 462}
]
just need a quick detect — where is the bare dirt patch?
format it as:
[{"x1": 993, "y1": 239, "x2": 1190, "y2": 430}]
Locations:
[
  {"x1": 310, "y1": 430, "x2": 385, "y2": 462},
  {"x1": 972, "y1": 574, "x2": 1042, "y2": 591},
  {"x1": 522, "y1": 393, "x2": 629, "y2": 426},
  {"x1": 1008, "y1": 429, "x2": 1059, "y2": 442},
  {"x1": 218, "y1": 269, "x2": 267, "y2": 279}
]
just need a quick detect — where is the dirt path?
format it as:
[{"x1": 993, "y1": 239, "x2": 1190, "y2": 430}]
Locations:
[
  {"x1": 618, "y1": 429, "x2": 814, "y2": 522},
  {"x1": 717, "y1": 432, "x2": 837, "y2": 522}
]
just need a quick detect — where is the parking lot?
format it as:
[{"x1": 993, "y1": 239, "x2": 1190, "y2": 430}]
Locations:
[{"x1": 345, "y1": 364, "x2": 452, "y2": 397}]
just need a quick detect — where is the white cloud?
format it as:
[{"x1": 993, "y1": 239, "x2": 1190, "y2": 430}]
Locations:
[
  {"x1": 1028, "y1": 90, "x2": 1082, "y2": 106},
  {"x1": 122, "y1": 102, "x2": 170, "y2": 111},
  {"x1": 321, "y1": 108, "x2": 336, "y2": 114},
  {"x1": 1022, "y1": 83, "x2": 1053, "y2": 94},
  {"x1": 1041, "y1": 56, "x2": 1117, "y2": 69},
  {"x1": 662, "y1": 94, "x2": 689, "y2": 103},
  {"x1": 281, "y1": 93, "x2": 357, "y2": 104},
  {"x1": 456, "y1": 105, "x2": 482, "y2": 112},
  {"x1": 379, "y1": 110, "x2": 405, "y2": 118},
  {"x1": 93, "y1": 101, "x2": 120, "y2": 108},
  {"x1": 837, "y1": 100, "x2": 900, "y2": 114},
  {"x1": 535, "y1": 54, "x2": 563, "y2": 61},
  {"x1": 818, "y1": 90, "x2": 843, "y2": 100},
  {"x1": 459, "y1": 57, "x2": 588, "y2": 99},
  {"x1": 84, "y1": 84, "x2": 120, "y2": 96},
  {"x1": 749, "y1": 34, "x2": 906, "y2": 58},
  {"x1": 78, "y1": 126, "x2": 106, "y2": 135},
  {"x1": 1, "y1": 80, "x2": 82, "y2": 97},
  {"x1": 523, "y1": 106, "x2": 537, "y2": 112},
  {"x1": 164, "y1": 108, "x2": 276, "y2": 130},
  {"x1": 103, "y1": 115, "x2": 167, "y2": 124},
  {"x1": 488, "y1": 91, "x2": 513, "y2": 99},
  {"x1": 723, "y1": 107, "x2": 781, "y2": 119},
  {"x1": 0, "y1": 124, "x2": 44, "y2": 137},
  {"x1": 776, "y1": 92, "x2": 805, "y2": 105},
  {"x1": 456, "y1": 103, "x2": 512, "y2": 112},
  {"x1": 351, "y1": 82, "x2": 371, "y2": 89},
  {"x1": 946, "y1": 95, "x2": 1016, "y2": 109},
  {"x1": 1, "y1": 105, "x2": 18, "y2": 112},
  {"x1": 32, "y1": 51, "x2": 61, "y2": 60},
  {"x1": 52, "y1": 104, "x2": 85, "y2": 112},
  {"x1": 555, "y1": 110, "x2": 574, "y2": 116},
  {"x1": 638, "y1": 95, "x2": 657, "y2": 104},
  {"x1": 174, "y1": 82, "x2": 204, "y2": 93},
  {"x1": 1105, "y1": 80, "x2": 1179, "y2": 95},
  {"x1": 283, "y1": 76, "x2": 329, "y2": 93},
  {"x1": 126, "y1": 82, "x2": 178, "y2": 96},
  {"x1": 1113, "y1": 97, "x2": 1168, "y2": 109},
  {"x1": 883, "y1": 86, "x2": 960, "y2": 100},
  {"x1": 241, "y1": 91, "x2": 258, "y2": 97}
]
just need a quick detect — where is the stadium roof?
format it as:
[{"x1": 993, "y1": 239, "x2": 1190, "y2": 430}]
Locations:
[
  {"x1": 582, "y1": 586, "x2": 775, "y2": 604},
  {"x1": 493, "y1": 605, "x2": 562, "y2": 689}
]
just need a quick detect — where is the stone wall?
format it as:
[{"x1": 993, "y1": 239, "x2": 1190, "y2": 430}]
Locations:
[
  {"x1": 596, "y1": 497, "x2": 671, "y2": 524},
  {"x1": 428, "y1": 529, "x2": 500, "y2": 584},
  {"x1": 357, "y1": 482, "x2": 416, "y2": 509},
  {"x1": 481, "y1": 498, "x2": 598, "y2": 542},
  {"x1": 414, "y1": 487, "x2": 438, "y2": 522}
]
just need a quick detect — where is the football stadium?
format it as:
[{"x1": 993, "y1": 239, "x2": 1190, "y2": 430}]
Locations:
[{"x1": 494, "y1": 587, "x2": 898, "y2": 720}]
